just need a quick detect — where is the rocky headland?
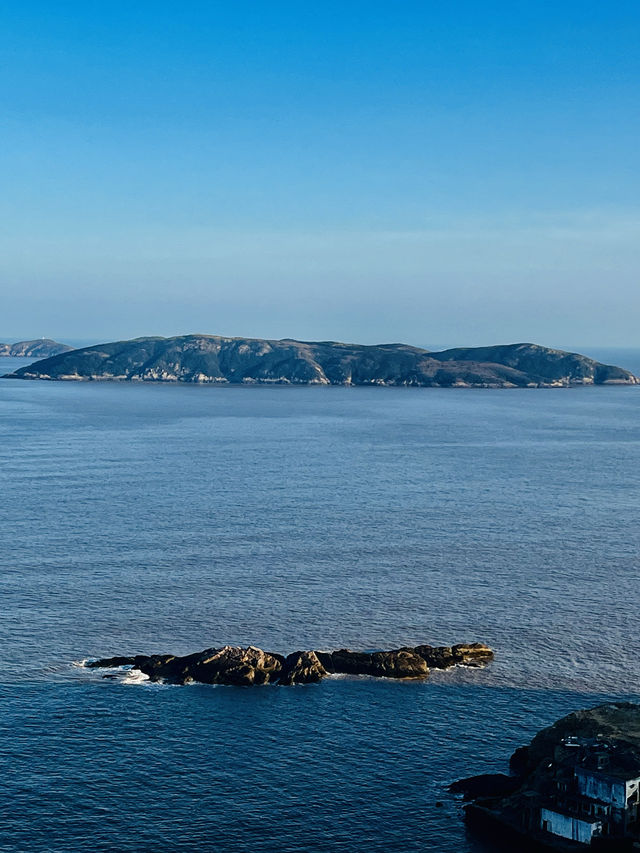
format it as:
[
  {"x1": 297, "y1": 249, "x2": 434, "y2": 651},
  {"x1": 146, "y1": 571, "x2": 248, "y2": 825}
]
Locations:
[
  {"x1": 6, "y1": 335, "x2": 637, "y2": 387},
  {"x1": 453, "y1": 703, "x2": 640, "y2": 850},
  {"x1": 86, "y1": 641, "x2": 494, "y2": 686},
  {"x1": 0, "y1": 338, "x2": 73, "y2": 358}
]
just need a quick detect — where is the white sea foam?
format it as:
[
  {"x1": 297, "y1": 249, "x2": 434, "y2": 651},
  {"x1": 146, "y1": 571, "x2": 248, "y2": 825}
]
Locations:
[
  {"x1": 120, "y1": 668, "x2": 150, "y2": 685},
  {"x1": 325, "y1": 672, "x2": 370, "y2": 681},
  {"x1": 74, "y1": 660, "x2": 157, "y2": 686}
]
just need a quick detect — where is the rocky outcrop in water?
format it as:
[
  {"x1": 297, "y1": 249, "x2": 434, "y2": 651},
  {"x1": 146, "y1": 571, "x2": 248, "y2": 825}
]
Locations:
[
  {"x1": 86, "y1": 641, "x2": 494, "y2": 686},
  {"x1": 318, "y1": 648, "x2": 430, "y2": 679},
  {"x1": 278, "y1": 651, "x2": 328, "y2": 685},
  {"x1": 0, "y1": 339, "x2": 73, "y2": 358},
  {"x1": 7, "y1": 335, "x2": 637, "y2": 387},
  {"x1": 412, "y1": 642, "x2": 495, "y2": 668}
]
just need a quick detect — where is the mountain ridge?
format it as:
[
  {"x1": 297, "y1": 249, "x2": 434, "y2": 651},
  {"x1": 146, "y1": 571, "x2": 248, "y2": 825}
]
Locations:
[
  {"x1": 5, "y1": 334, "x2": 637, "y2": 387},
  {"x1": 0, "y1": 339, "x2": 73, "y2": 358}
]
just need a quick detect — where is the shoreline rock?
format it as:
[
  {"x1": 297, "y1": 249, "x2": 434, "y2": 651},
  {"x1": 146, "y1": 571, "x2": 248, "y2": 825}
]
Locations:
[{"x1": 86, "y1": 641, "x2": 494, "y2": 686}]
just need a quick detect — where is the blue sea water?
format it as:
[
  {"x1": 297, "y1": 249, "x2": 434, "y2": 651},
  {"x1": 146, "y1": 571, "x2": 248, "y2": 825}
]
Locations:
[{"x1": 1, "y1": 349, "x2": 640, "y2": 852}]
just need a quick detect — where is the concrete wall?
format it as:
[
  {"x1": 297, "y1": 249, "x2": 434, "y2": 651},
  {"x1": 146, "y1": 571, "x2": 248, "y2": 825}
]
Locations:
[
  {"x1": 576, "y1": 770, "x2": 626, "y2": 807},
  {"x1": 540, "y1": 808, "x2": 600, "y2": 843}
]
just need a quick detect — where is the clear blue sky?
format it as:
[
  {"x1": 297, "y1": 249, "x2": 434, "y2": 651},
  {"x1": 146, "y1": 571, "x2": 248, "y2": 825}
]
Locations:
[{"x1": 1, "y1": 1, "x2": 638, "y2": 347}]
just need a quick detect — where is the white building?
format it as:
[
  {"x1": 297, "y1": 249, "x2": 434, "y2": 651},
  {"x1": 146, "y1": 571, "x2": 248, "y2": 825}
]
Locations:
[
  {"x1": 539, "y1": 762, "x2": 640, "y2": 844},
  {"x1": 575, "y1": 767, "x2": 640, "y2": 810},
  {"x1": 540, "y1": 808, "x2": 601, "y2": 844}
]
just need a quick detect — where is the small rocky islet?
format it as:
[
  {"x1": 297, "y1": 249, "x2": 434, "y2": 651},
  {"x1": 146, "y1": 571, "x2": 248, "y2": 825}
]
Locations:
[{"x1": 86, "y1": 641, "x2": 494, "y2": 686}]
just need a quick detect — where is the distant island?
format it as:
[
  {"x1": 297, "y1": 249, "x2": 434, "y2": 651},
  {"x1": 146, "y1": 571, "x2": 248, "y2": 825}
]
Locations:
[
  {"x1": 452, "y1": 702, "x2": 640, "y2": 850},
  {"x1": 86, "y1": 641, "x2": 494, "y2": 686},
  {"x1": 0, "y1": 338, "x2": 73, "y2": 358},
  {"x1": 4, "y1": 335, "x2": 638, "y2": 387}
]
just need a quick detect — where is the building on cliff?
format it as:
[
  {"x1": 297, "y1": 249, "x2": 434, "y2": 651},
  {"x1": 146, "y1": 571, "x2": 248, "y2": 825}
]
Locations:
[
  {"x1": 459, "y1": 705, "x2": 640, "y2": 850},
  {"x1": 538, "y1": 737, "x2": 640, "y2": 845}
]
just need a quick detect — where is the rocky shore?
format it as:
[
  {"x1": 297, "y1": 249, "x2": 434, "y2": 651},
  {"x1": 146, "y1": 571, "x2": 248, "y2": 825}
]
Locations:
[
  {"x1": 453, "y1": 703, "x2": 640, "y2": 851},
  {"x1": 86, "y1": 641, "x2": 494, "y2": 686}
]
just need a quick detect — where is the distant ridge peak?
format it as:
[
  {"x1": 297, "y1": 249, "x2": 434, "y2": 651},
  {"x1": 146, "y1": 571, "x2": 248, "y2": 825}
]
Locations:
[{"x1": 0, "y1": 339, "x2": 74, "y2": 358}]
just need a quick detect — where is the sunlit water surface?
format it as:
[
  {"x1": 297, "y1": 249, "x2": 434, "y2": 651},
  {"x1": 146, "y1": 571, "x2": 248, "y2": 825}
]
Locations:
[{"x1": 1, "y1": 349, "x2": 639, "y2": 852}]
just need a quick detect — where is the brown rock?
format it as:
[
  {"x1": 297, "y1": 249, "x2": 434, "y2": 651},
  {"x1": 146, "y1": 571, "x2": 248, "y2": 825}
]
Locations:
[
  {"x1": 314, "y1": 650, "x2": 335, "y2": 672},
  {"x1": 188, "y1": 645, "x2": 283, "y2": 686},
  {"x1": 328, "y1": 648, "x2": 429, "y2": 679},
  {"x1": 411, "y1": 645, "x2": 457, "y2": 669},
  {"x1": 85, "y1": 640, "x2": 493, "y2": 686},
  {"x1": 412, "y1": 642, "x2": 494, "y2": 669},
  {"x1": 451, "y1": 643, "x2": 494, "y2": 667},
  {"x1": 368, "y1": 650, "x2": 429, "y2": 679},
  {"x1": 278, "y1": 651, "x2": 328, "y2": 685}
]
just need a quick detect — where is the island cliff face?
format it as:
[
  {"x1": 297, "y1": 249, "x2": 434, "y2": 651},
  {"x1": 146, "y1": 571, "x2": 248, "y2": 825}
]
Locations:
[
  {"x1": 0, "y1": 339, "x2": 73, "y2": 358},
  {"x1": 6, "y1": 335, "x2": 637, "y2": 387}
]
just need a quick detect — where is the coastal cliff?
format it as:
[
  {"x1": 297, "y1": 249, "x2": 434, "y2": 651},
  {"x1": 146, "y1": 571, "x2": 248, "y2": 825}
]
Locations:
[
  {"x1": 86, "y1": 641, "x2": 494, "y2": 686},
  {"x1": 0, "y1": 338, "x2": 73, "y2": 358},
  {"x1": 454, "y1": 703, "x2": 640, "y2": 850},
  {"x1": 5, "y1": 335, "x2": 637, "y2": 387}
]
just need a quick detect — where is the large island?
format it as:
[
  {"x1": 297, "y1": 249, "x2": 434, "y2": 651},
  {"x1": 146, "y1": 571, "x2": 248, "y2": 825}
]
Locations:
[{"x1": 5, "y1": 335, "x2": 637, "y2": 387}]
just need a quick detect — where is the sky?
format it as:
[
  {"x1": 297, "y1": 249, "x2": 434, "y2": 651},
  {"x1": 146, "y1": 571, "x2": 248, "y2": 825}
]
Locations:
[{"x1": 1, "y1": 1, "x2": 639, "y2": 348}]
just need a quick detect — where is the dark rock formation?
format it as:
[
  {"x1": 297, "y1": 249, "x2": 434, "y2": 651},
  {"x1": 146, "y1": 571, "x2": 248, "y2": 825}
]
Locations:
[
  {"x1": 7, "y1": 335, "x2": 637, "y2": 387},
  {"x1": 509, "y1": 745, "x2": 531, "y2": 777},
  {"x1": 182, "y1": 646, "x2": 284, "y2": 686},
  {"x1": 412, "y1": 642, "x2": 494, "y2": 669},
  {"x1": 86, "y1": 655, "x2": 145, "y2": 668},
  {"x1": 278, "y1": 651, "x2": 328, "y2": 685},
  {"x1": 0, "y1": 339, "x2": 73, "y2": 358},
  {"x1": 324, "y1": 648, "x2": 429, "y2": 679},
  {"x1": 449, "y1": 773, "x2": 520, "y2": 800},
  {"x1": 511, "y1": 703, "x2": 640, "y2": 780},
  {"x1": 144, "y1": 646, "x2": 283, "y2": 686},
  {"x1": 86, "y1": 640, "x2": 493, "y2": 686}
]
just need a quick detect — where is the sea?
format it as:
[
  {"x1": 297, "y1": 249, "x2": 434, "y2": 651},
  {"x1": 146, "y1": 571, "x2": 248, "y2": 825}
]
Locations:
[{"x1": 1, "y1": 348, "x2": 639, "y2": 852}]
